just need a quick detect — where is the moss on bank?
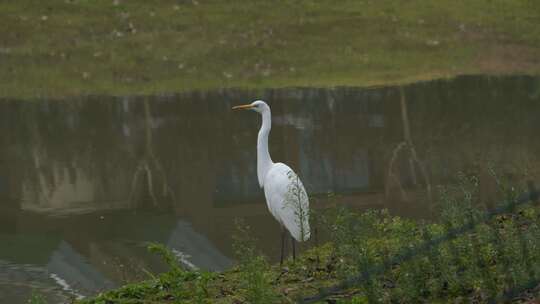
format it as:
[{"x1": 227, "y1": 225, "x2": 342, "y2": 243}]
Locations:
[{"x1": 2, "y1": 0, "x2": 540, "y2": 98}]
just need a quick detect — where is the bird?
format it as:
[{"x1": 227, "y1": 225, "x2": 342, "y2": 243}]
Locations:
[{"x1": 232, "y1": 100, "x2": 310, "y2": 264}]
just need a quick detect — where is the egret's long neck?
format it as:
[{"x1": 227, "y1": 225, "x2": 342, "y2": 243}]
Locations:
[{"x1": 257, "y1": 109, "x2": 273, "y2": 188}]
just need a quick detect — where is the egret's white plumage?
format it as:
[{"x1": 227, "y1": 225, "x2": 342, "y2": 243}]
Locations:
[
  {"x1": 233, "y1": 100, "x2": 310, "y2": 243},
  {"x1": 263, "y1": 162, "x2": 310, "y2": 242}
]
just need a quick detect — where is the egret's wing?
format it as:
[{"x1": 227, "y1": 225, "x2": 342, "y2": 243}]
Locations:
[{"x1": 264, "y1": 163, "x2": 310, "y2": 242}]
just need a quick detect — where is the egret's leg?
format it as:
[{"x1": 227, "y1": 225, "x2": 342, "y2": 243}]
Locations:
[
  {"x1": 280, "y1": 227, "x2": 286, "y2": 265},
  {"x1": 291, "y1": 236, "x2": 296, "y2": 262}
]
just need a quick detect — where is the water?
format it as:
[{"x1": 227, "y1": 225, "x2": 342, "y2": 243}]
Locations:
[{"x1": 0, "y1": 75, "x2": 539, "y2": 302}]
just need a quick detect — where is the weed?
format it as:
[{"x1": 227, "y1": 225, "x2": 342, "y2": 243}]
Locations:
[
  {"x1": 284, "y1": 171, "x2": 310, "y2": 242},
  {"x1": 27, "y1": 291, "x2": 47, "y2": 304},
  {"x1": 233, "y1": 218, "x2": 279, "y2": 303},
  {"x1": 147, "y1": 243, "x2": 184, "y2": 275}
]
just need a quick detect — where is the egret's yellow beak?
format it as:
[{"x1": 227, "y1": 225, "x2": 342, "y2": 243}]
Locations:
[{"x1": 232, "y1": 104, "x2": 253, "y2": 110}]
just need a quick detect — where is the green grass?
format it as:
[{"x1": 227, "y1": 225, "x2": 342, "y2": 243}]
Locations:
[
  {"x1": 76, "y1": 206, "x2": 540, "y2": 303},
  {"x1": 77, "y1": 177, "x2": 540, "y2": 303},
  {"x1": 2, "y1": 0, "x2": 540, "y2": 98}
]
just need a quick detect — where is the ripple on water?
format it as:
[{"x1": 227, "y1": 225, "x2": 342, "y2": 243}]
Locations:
[{"x1": 0, "y1": 260, "x2": 75, "y2": 303}]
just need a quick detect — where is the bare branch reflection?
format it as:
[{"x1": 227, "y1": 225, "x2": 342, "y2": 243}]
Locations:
[{"x1": 128, "y1": 99, "x2": 177, "y2": 209}]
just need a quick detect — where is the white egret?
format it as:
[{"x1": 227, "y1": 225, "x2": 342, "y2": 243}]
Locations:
[{"x1": 232, "y1": 100, "x2": 310, "y2": 264}]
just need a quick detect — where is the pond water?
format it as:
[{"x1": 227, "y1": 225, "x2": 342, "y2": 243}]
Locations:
[{"x1": 0, "y1": 75, "x2": 539, "y2": 302}]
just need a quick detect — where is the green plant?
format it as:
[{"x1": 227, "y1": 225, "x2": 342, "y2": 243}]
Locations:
[
  {"x1": 194, "y1": 271, "x2": 215, "y2": 304},
  {"x1": 147, "y1": 243, "x2": 184, "y2": 275},
  {"x1": 284, "y1": 171, "x2": 310, "y2": 242},
  {"x1": 146, "y1": 243, "x2": 207, "y2": 301},
  {"x1": 27, "y1": 291, "x2": 47, "y2": 304},
  {"x1": 319, "y1": 173, "x2": 540, "y2": 303},
  {"x1": 233, "y1": 218, "x2": 279, "y2": 303}
]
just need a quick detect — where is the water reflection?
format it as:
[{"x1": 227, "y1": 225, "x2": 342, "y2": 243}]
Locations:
[{"x1": 0, "y1": 75, "x2": 539, "y2": 300}]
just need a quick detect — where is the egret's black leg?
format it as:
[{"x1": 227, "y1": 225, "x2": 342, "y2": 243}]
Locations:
[
  {"x1": 280, "y1": 227, "x2": 286, "y2": 265},
  {"x1": 291, "y1": 236, "x2": 296, "y2": 262}
]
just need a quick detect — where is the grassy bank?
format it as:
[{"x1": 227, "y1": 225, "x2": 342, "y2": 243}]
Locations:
[
  {"x1": 2, "y1": 0, "x2": 540, "y2": 98},
  {"x1": 74, "y1": 178, "x2": 540, "y2": 304}
]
